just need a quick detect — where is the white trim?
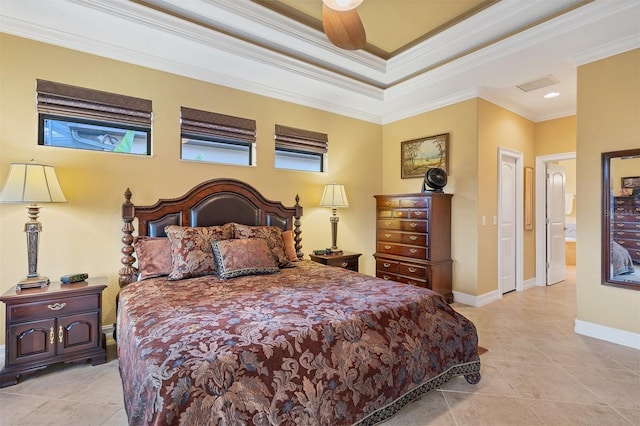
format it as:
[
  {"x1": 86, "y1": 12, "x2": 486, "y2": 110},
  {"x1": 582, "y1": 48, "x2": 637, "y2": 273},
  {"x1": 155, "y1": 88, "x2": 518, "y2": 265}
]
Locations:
[
  {"x1": 535, "y1": 152, "x2": 576, "y2": 286},
  {"x1": 523, "y1": 277, "x2": 537, "y2": 290},
  {"x1": 575, "y1": 319, "x2": 640, "y2": 350},
  {"x1": 497, "y1": 147, "x2": 524, "y2": 297},
  {"x1": 453, "y1": 289, "x2": 500, "y2": 307}
]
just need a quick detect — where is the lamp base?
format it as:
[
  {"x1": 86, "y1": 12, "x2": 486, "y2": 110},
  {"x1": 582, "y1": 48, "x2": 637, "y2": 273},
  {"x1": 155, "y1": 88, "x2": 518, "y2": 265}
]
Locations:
[{"x1": 16, "y1": 276, "x2": 50, "y2": 290}]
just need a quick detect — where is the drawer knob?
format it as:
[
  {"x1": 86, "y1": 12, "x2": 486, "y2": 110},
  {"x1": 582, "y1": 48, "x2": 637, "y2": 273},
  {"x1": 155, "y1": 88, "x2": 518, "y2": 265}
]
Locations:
[
  {"x1": 409, "y1": 248, "x2": 418, "y2": 254},
  {"x1": 47, "y1": 302, "x2": 67, "y2": 311},
  {"x1": 414, "y1": 211, "x2": 423, "y2": 216},
  {"x1": 408, "y1": 267, "x2": 417, "y2": 272},
  {"x1": 384, "y1": 233, "x2": 392, "y2": 238},
  {"x1": 410, "y1": 222, "x2": 417, "y2": 228},
  {"x1": 341, "y1": 262, "x2": 348, "y2": 268},
  {"x1": 384, "y1": 245, "x2": 391, "y2": 250},
  {"x1": 409, "y1": 235, "x2": 418, "y2": 240},
  {"x1": 383, "y1": 262, "x2": 391, "y2": 268}
]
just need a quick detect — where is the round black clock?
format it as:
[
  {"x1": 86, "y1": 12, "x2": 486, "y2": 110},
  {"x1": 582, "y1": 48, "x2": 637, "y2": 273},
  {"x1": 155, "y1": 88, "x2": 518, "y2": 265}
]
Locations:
[{"x1": 422, "y1": 167, "x2": 447, "y2": 192}]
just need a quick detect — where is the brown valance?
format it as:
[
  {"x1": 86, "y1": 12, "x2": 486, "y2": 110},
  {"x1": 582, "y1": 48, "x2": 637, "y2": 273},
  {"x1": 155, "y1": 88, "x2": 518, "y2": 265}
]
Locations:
[
  {"x1": 275, "y1": 124, "x2": 328, "y2": 154},
  {"x1": 181, "y1": 107, "x2": 256, "y2": 143},
  {"x1": 36, "y1": 79, "x2": 152, "y2": 128}
]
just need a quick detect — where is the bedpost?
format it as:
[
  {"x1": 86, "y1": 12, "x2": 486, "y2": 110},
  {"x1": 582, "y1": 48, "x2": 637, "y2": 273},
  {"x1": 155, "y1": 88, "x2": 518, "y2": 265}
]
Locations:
[
  {"x1": 118, "y1": 188, "x2": 138, "y2": 287},
  {"x1": 294, "y1": 194, "x2": 303, "y2": 259}
]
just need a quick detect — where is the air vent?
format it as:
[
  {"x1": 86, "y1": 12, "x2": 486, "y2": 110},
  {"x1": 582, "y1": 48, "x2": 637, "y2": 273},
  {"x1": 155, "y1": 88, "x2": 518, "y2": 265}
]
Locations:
[{"x1": 516, "y1": 75, "x2": 559, "y2": 92}]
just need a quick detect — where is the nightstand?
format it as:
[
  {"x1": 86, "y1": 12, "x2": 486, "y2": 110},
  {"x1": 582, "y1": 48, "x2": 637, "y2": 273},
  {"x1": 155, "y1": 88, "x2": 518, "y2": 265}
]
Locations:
[
  {"x1": 309, "y1": 251, "x2": 361, "y2": 272},
  {"x1": 0, "y1": 276, "x2": 107, "y2": 387}
]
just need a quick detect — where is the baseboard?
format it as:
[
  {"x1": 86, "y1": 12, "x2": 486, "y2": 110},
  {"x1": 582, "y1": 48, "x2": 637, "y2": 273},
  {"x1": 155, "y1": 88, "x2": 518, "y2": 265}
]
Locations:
[
  {"x1": 103, "y1": 324, "x2": 115, "y2": 340},
  {"x1": 574, "y1": 319, "x2": 640, "y2": 350},
  {"x1": 453, "y1": 289, "x2": 500, "y2": 307},
  {"x1": 523, "y1": 277, "x2": 537, "y2": 290}
]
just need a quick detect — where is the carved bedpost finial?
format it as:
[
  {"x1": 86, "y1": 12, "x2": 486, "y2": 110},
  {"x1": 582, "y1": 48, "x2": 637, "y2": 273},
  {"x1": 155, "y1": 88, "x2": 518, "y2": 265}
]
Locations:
[
  {"x1": 119, "y1": 188, "x2": 138, "y2": 287},
  {"x1": 294, "y1": 194, "x2": 303, "y2": 259}
]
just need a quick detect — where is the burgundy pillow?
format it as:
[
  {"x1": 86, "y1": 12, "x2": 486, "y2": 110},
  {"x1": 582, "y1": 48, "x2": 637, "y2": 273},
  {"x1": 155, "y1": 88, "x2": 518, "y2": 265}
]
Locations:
[
  {"x1": 165, "y1": 224, "x2": 233, "y2": 280},
  {"x1": 212, "y1": 238, "x2": 279, "y2": 279},
  {"x1": 281, "y1": 230, "x2": 299, "y2": 262},
  {"x1": 233, "y1": 223, "x2": 290, "y2": 267},
  {"x1": 133, "y1": 237, "x2": 172, "y2": 280}
]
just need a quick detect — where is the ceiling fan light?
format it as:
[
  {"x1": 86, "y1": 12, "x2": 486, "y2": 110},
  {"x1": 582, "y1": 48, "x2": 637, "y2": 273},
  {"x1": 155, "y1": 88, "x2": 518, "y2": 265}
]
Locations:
[{"x1": 322, "y1": 0, "x2": 363, "y2": 12}]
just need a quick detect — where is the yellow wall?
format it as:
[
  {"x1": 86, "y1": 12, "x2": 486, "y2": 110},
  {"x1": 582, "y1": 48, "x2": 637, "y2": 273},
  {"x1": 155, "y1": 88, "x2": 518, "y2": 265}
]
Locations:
[
  {"x1": 576, "y1": 48, "x2": 640, "y2": 334},
  {"x1": 381, "y1": 100, "x2": 480, "y2": 295},
  {"x1": 0, "y1": 34, "x2": 383, "y2": 343},
  {"x1": 535, "y1": 116, "x2": 577, "y2": 156}
]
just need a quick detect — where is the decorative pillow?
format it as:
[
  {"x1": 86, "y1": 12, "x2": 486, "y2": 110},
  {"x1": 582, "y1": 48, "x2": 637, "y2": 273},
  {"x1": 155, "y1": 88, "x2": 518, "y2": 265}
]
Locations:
[
  {"x1": 212, "y1": 238, "x2": 279, "y2": 279},
  {"x1": 133, "y1": 236, "x2": 171, "y2": 280},
  {"x1": 281, "y1": 230, "x2": 299, "y2": 262},
  {"x1": 233, "y1": 223, "x2": 290, "y2": 267},
  {"x1": 165, "y1": 224, "x2": 233, "y2": 280}
]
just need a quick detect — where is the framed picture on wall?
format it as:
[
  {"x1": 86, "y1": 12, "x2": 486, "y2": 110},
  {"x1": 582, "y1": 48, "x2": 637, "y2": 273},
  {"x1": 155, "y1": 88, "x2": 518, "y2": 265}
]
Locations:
[
  {"x1": 400, "y1": 133, "x2": 449, "y2": 179},
  {"x1": 621, "y1": 176, "x2": 640, "y2": 190}
]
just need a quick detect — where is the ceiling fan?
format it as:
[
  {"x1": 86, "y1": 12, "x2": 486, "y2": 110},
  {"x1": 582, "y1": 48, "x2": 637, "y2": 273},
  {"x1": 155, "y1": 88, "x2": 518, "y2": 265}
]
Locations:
[{"x1": 321, "y1": 0, "x2": 366, "y2": 50}]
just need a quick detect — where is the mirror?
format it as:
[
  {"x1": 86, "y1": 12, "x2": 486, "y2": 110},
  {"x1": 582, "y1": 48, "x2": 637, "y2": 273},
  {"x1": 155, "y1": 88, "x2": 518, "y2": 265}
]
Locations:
[{"x1": 602, "y1": 148, "x2": 640, "y2": 289}]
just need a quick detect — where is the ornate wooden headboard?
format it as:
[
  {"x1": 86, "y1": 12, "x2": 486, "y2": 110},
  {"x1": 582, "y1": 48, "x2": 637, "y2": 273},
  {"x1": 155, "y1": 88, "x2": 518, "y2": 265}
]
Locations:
[{"x1": 119, "y1": 178, "x2": 303, "y2": 287}]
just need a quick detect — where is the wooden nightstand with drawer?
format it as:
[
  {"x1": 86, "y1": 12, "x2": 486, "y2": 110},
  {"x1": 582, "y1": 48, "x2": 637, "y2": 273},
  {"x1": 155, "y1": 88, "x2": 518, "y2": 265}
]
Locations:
[
  {"x1": 0, "y1": 276, "x2": 107, "y2": 387},
  {"x1": 309, "y1": 252, "x2": 361, "y2": 272}
]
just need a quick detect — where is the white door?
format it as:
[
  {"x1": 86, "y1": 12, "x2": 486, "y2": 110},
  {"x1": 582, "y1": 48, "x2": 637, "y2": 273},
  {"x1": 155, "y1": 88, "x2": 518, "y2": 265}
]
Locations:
[
  {"x1": 500, "y1": 156, "x2": 517, "y2": 293},
  {"x1": 546, "y1": 163, "x2": 566, "y2": 285}
]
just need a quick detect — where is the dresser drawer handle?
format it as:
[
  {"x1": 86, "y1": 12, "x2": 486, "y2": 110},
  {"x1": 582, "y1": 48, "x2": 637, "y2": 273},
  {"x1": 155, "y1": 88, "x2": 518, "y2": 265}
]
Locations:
[
  {"x1": 617, "y1": 232, "x2": 626, "y2": 235},
  {"x1": 382, "y1": 275, "x2": 390, "y2": 280},
  {"x1": 615, "y1": 200, "x2": 624, "y2": 205},
  {"x1": 409, "y1": 222, "x2": 418, "y2": 228},
  {"x1": 48, "y1": 303, "x2": 66, "y2": 311},
  {"x1": 616, "y1": 207, "x2": 625, "y2": 212},
  {"x1": 384, "y1": 245, "x2": 391, "y2": 250},
  {"x1": 384, "y1": 233, "x2": 392, "y2": 238},
  {"x1": 383, "y1": 262, "x2": 391, "y2": 268},
  {"x1": 384, "y1": 221, "x2": 391, "y2": 226},
  {"x1": 410, "y1": 200, "x2": 417, "y2": 206},
  {"x1": 616, "y1": 224, "x2": 625, "y2": 228},
  {"x1": 409, "y1": 248, "x2": 418, "y2": 254},
  {"x1": 58, "y1": 325, "x2": 64, "y2": 343},
  {"x1": 619, "y1": 241, "x2": 626, "y2": 245},
  {"x1": 408, "y1": 267, "x2": 417, "y2": 273},
  {"x1": 413, "y1": 211, "x2": 423, "y2": 216},
  {"x1": 409, "y1": 235, "x2": 418, "y2": 240},
  {"x1": 341, "y1": 262, "x2": 349, "y2": 268},
  {"x1": 49, "y1": 327, "x2": 55, "y2": 345},
  {"x1": 384, "y1": 201, "x2": 391, "y2": 206}
]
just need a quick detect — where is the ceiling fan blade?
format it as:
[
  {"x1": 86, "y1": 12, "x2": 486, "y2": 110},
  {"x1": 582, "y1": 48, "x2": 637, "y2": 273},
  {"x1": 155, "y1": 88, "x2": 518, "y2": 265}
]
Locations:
[{"x1": 322, "y1": 4, "x2": 366, "y2": 50}]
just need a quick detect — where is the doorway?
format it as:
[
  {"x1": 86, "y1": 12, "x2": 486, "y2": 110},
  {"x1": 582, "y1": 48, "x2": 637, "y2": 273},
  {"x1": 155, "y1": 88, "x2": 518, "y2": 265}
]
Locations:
[
  {"x1": 498, "y1": 148, "x2": 524, "y2": 296},
  {"x1": 535, "y1": 152, "x2": 577, "y2": 286}
]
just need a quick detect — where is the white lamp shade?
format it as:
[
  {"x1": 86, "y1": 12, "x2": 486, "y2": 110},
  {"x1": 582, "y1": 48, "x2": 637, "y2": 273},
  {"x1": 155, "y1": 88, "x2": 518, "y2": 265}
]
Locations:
[
  {"x1": 320, "y1": 183, "x2": 349, "y2": 208},
  {"x1": 322, "y1": 0, "x2": 363, "y2": 11},
  {"x1": 1, "y1": 162, "x2": 67, "y2": 203}
]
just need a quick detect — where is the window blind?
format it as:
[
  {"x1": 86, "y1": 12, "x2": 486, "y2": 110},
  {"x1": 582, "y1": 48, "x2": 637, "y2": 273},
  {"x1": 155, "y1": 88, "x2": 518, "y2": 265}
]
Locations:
[
  {"x1": 36, "y1": 79, "x2": 152, "y2": 128},
  {"x1": 181, "y1": 107, "x2": 256, "y2": 143},
  {"x1": 275, "y1": 124, "x2": 328, "y2": 154}
]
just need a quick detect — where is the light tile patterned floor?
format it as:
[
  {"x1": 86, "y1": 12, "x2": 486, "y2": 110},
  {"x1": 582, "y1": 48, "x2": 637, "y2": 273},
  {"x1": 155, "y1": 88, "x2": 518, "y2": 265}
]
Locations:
[{"x1": 1, "y1": 267, "x2": 639, "y2": 425}]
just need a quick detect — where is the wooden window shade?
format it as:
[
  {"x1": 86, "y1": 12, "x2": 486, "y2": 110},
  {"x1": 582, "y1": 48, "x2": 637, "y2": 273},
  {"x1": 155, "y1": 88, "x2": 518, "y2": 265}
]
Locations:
[
  {"x1": 181, "y1": 107, "x2": 256, "y2": 143},
  {"x1": 275, "y1": 124, "x2": 328, "y2": 154},
  {"x1": 36, "y1": 79, "x2": 152, "y2": 128}
]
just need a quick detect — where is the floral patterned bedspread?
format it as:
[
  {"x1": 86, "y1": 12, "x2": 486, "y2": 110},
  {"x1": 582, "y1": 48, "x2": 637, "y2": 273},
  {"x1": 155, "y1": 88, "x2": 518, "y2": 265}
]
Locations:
[{"x1": 117, "y1": 260, "x2": 480, "y2": 425}]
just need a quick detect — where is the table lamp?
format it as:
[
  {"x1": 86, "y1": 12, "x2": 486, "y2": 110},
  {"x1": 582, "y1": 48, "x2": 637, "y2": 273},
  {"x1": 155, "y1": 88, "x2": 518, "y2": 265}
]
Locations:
[
  {"x1": 1, "y1": 161, "x2": 67, "y2": 287},
  {"x1": 319, "y1": 183, "x2": 349, "y2": 250}
]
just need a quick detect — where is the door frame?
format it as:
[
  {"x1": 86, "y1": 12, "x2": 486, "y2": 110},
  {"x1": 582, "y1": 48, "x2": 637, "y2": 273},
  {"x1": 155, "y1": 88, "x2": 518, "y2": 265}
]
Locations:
[
  {"x1": 535, "y1": 152, "x2": 576, "y2": 286},
  {"x1": 497, "y1": 147, "x2": 524, "y2": 297}
]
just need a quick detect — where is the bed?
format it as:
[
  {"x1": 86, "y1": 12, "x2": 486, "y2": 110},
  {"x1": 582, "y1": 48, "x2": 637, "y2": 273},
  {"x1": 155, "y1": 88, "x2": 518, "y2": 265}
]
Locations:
[{"x1": 116, "y1": 178, "x2": 481, "y2": 425}]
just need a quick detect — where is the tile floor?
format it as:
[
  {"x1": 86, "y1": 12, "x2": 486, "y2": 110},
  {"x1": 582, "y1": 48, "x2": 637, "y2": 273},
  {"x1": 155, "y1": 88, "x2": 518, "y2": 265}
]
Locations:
[{"x1": 1, "y1": 267, "x2": 638, "y2": 425}]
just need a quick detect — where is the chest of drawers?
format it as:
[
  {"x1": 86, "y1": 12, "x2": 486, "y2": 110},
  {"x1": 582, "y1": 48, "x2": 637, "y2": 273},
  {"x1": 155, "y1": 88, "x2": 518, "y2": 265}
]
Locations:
[
  {"x1": 374, "y1": 192, "x2": 453, "y2": 302},
  {"x1": 612, "y1": 196, "x2": 640, "y2": 263}
]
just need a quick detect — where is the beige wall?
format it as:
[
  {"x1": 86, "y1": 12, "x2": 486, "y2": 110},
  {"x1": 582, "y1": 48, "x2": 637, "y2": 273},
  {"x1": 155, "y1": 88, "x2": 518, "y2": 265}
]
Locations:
[
  {"x1": 0, "y1": 34, "x2": 383, "y2": 343},
  {"x1": 535, "y1": 116, "x2": 577, "y2": 156},
  {"x1": 558, "y1": 160, "x2": 577, "y2": 224},
  {"x1": 576, "y1": 48, "x2": 640, "y2": 334}
]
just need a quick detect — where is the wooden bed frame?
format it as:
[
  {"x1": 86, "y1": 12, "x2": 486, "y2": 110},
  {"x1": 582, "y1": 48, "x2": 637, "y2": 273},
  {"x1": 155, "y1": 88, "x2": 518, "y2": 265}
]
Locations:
[{"x1": 118, "y1": 178, "x2": 303, "y2": 287}]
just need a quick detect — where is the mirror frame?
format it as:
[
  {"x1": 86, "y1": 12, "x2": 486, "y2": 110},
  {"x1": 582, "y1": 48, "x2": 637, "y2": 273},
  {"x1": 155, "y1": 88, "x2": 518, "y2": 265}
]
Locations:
[{"x1": 602, "y1": 148, "x2": 640, "y2": 290}]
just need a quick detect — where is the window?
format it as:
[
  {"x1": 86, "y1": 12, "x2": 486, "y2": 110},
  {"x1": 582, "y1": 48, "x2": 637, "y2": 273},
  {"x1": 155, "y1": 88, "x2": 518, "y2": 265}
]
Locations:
[
  {"x1": 37, "y1": 80, "x2": 152, "y2": 155},
  {"x1": 274, "y1": 124, "x2": 328, "y2": 172},
  {"x1": 181, "y1": 107, "x2": 256, "y2": 166}
]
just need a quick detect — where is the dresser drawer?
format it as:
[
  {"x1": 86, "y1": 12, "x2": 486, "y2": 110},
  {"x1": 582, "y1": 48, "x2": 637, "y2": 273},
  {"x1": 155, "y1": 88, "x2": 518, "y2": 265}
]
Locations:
[
  {"x1": 377, "y1": 230, "x2": 427, "y2": 246},
  {"x1": 392, "y1": 209, "x2": 429, "y2": 219},
  {"x1": 377, "y1": 219, "x2": 428, "y2": 233},
  {"x1": 376, "y1": 259, "x2": 400, "y2": 273},
  {"x1": 613, "y1": 213, "x2": 640, "y2": 222},
  {"x1": 612, "y1": 222, "x2": 640, "y2": 231},
  {"x1": 376, "y1": 271, "x2": 427, "y2": 287},
  {"x1": 377, "y1": 242, "x2": 427, "y2": 259},
  {"x1": 612, "y1": 230, "x2": 640, "y2": 240},
  {"x1": 614, "y1": 197, "x2": 640, "y2": 207},
  {"x1": 615, "y1": 239, "x2": 640, "y2": 250},
  {"x1": 399, "y1": 262, "x2": 427, "y2": 278},
  {"x1": 325, "y1": 257, "x2": 359, "y2": 270},
  {"x1": 377, "y1": 198, "x2": 400, "y2": 208},
  {"x1": 8, "y1": 294, "x2": 100, "y2": 323},
  {"x1": 399, "y1": 198, "x2": 430, "y2": 209}
]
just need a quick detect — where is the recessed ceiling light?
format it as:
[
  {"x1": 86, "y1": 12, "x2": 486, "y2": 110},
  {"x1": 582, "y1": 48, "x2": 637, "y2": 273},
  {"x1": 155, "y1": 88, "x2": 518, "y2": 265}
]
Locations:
[{"x1": 544, "y1": 92, "x2": 560, "y2": 99}]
